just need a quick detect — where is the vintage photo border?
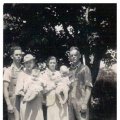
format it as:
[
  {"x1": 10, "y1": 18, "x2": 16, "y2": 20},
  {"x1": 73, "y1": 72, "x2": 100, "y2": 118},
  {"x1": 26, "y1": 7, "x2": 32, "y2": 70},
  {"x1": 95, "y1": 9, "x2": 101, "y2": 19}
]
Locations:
[{"x1": 0, "y1": 0, "x2": 119, "y2": 119}]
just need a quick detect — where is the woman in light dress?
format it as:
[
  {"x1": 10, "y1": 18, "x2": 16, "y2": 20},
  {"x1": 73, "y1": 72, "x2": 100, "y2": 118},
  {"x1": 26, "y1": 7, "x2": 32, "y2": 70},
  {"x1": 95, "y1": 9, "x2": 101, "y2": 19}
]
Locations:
[
  {"x1": 42, "y1": 56, "x2": 69, "y2": 120},
  {"x1": 15, "y1": 54, "x2": 44, "y2": 120}
]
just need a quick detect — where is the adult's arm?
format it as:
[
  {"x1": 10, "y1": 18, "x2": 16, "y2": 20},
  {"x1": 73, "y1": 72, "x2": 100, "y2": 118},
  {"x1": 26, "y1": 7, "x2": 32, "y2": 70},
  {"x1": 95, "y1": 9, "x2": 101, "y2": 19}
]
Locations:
[
  {"x1": 81, "y1": 66, "x2": 93, "y2": 112},
  {"x1": 3, "y1": 81, "x2": 14, "y2": 113}
]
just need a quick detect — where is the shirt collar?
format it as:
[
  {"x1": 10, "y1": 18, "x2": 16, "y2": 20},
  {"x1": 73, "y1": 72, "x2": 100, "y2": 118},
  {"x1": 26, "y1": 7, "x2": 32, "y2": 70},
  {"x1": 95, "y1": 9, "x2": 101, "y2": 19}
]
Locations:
[
  {"x1": 70, "y1": 61, "x2": 81, "y2": 70},
  {"x1": 46, "y1": 68, "x2": 56, "y2": 74},
  {"x1": 10, "y1": 63, "x2": 23, "y2": 71}
]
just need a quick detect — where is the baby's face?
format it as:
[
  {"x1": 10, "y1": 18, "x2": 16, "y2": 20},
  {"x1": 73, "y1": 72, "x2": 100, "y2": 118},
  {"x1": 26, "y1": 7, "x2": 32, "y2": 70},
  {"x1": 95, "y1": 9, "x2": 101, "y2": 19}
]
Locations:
[
  {"x1": 61, "y1": 71, "x2": 68, "y2": 77},
  {"x1": 60, "y1": 66, "x2": 69, "y2": 77},
  {"x1": 31, "y1": 69, "x2": 40, "y2": 81}
]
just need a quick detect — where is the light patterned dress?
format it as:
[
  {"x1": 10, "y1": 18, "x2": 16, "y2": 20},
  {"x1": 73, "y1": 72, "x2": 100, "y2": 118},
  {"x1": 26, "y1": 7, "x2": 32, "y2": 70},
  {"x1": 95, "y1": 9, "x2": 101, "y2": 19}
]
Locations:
[
  {"x1": 15, "y1": 71, "x2": 44, "y2": 120},
  {"x1": 42, "y1": 68, "x2": 69, "y2": 120}
]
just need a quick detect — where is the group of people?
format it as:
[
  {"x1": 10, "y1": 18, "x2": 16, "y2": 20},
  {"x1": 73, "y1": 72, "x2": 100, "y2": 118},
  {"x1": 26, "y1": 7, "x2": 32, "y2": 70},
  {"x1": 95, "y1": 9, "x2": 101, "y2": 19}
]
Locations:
[{"x1": 3, "y1": 46, "x2": 93, "y2": 120}]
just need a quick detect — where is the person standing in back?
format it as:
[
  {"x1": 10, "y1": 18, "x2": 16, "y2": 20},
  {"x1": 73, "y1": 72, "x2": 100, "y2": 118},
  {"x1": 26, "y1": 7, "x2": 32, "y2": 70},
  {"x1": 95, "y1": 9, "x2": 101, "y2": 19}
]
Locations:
[
  {"x1": 68, "y1": 46, "x2": 93, "y2": 120},
  {"x1": 3, "y1": 46, "x2": 23, "y2": 120}
]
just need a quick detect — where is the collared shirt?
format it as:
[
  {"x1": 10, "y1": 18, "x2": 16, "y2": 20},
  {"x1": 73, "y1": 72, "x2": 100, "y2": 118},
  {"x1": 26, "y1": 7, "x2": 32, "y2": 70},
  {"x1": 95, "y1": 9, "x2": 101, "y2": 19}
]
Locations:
[
  {"x1": 69, "y1": 62, "x2": 93, "y2": 102},
  {"x1": 3, "y1": 63, "x2": 23, "y2": 97}
]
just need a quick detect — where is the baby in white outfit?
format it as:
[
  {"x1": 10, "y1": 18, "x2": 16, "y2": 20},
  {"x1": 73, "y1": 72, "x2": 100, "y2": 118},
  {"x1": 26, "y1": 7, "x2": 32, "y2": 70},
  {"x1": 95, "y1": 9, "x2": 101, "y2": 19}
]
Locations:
[
  {"x1": 23, "y1": 69, "x2": 43, "y2": 102},
  {"x1": 56, "y1": 65, "x2": 70, "y2": 106}
]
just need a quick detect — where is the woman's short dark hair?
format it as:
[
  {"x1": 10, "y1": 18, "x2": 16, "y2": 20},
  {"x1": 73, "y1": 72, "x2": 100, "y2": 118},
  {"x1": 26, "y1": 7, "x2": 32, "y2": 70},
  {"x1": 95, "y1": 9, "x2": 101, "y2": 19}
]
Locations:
[{"x1": 46, "y1": 56, "x2": 57, "y2": 68}]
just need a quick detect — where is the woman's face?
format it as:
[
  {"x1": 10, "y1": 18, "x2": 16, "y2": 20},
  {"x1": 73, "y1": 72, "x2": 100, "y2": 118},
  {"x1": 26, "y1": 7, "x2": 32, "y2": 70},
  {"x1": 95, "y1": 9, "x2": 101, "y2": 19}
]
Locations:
[
  {"x1": 48, "y1": 59, "x2": 57, "y2": 71},
  {"x1": 24, "y1": 60, "x2": 35, "y2": 71}
]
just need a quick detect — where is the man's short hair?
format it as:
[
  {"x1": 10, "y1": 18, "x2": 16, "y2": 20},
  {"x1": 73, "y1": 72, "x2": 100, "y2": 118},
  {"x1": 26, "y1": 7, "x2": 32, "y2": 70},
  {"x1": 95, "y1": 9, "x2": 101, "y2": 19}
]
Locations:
[
  {"x1": 10, "y1": 46, "x2": 22, "y2": 55},
  {"x1": 69, "y1": 46, "x2": 80, "y2": 55}
]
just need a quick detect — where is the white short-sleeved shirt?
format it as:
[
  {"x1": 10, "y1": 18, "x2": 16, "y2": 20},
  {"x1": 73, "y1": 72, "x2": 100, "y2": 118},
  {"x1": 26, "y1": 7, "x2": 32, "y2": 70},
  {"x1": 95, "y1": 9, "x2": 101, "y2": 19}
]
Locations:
[
  {"x1": 3, "y1": 64, "x2": 23, "y2": 83},
  {"x1": 3, "y1": 64, "x2": 23, "y2": 104}
]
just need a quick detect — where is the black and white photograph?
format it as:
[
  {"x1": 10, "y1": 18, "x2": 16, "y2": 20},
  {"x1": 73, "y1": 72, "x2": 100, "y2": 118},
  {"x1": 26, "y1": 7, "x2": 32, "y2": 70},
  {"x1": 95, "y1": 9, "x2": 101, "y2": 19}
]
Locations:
[{"x1": 3, "y1": 3, "x2": 117, "y2": 120}]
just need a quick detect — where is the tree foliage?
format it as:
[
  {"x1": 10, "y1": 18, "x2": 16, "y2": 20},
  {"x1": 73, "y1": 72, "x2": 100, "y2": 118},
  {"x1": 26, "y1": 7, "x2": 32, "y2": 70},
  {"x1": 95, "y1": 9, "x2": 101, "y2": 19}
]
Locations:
[{"x1": 3, "y1": 4, "x2": 117, "y2": 82}]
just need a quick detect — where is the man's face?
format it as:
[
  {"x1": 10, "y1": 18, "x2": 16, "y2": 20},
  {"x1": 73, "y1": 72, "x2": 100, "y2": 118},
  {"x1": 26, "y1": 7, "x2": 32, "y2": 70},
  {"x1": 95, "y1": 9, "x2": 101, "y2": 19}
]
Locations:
[
  {"x1": 69, "y1": 49, "x2": 80, "y2": 64},
  {"x1": 12, "y1": 50, "x2": 22, "y2": 63},
  {"x1": 48, "y1": 59, "x2": 57, "y2": 71}
]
